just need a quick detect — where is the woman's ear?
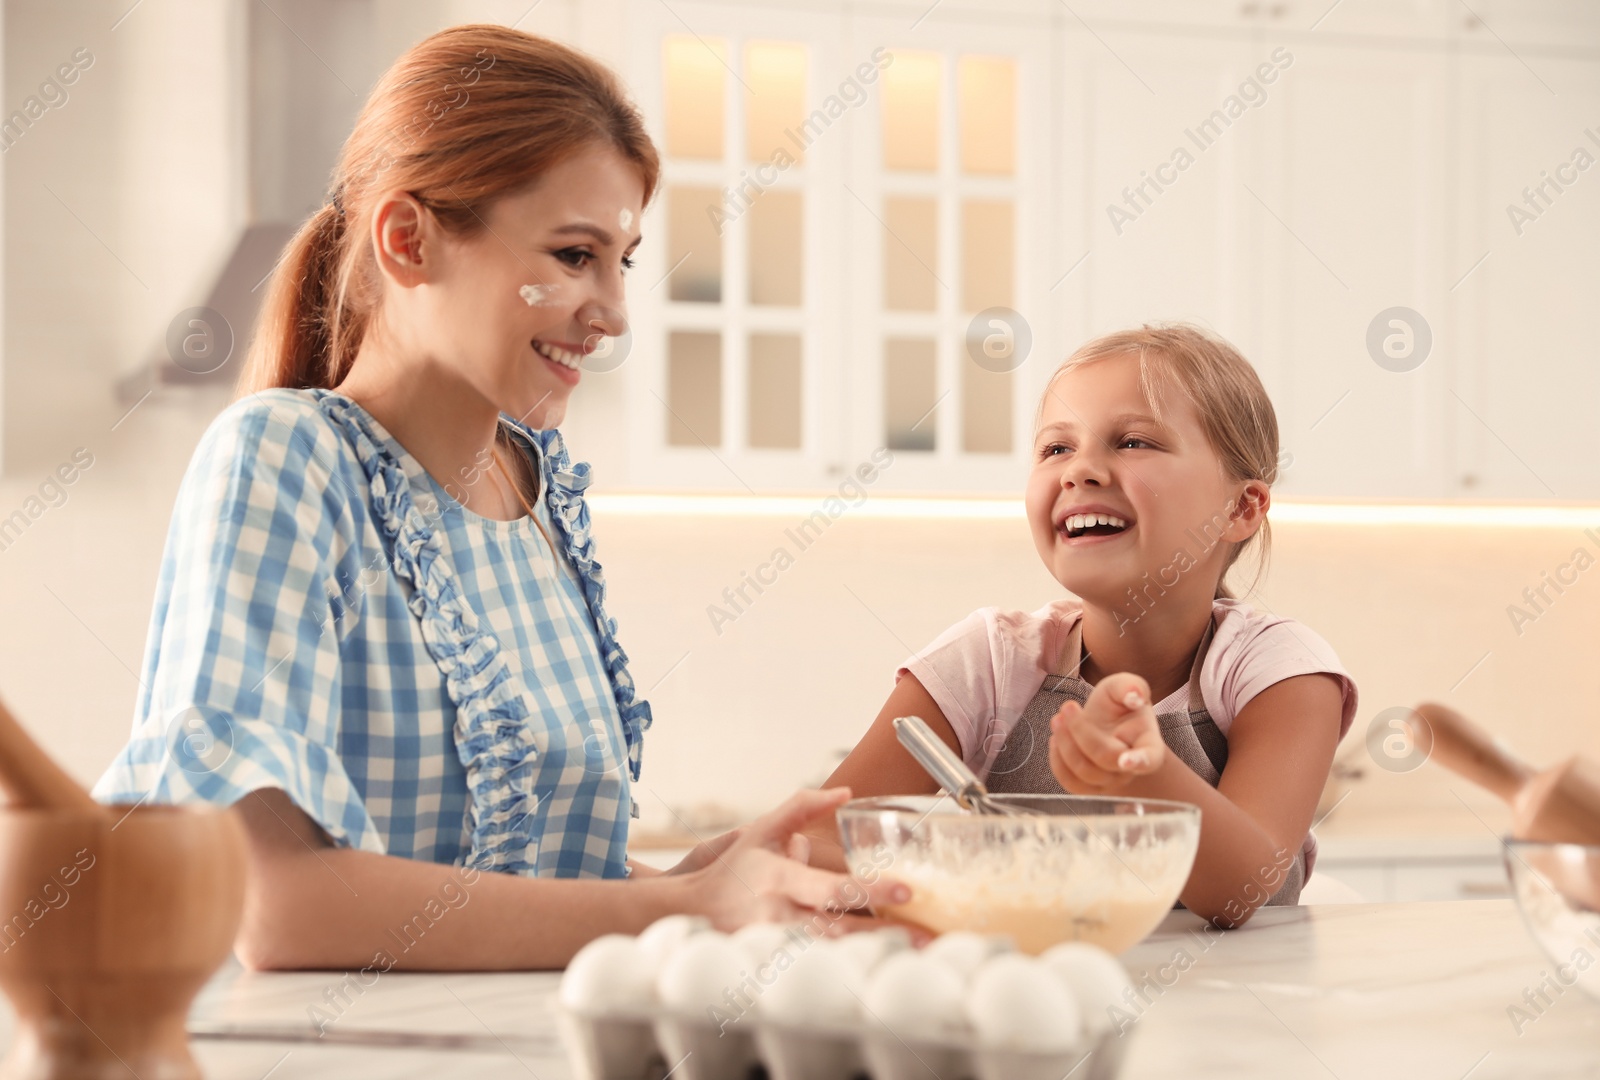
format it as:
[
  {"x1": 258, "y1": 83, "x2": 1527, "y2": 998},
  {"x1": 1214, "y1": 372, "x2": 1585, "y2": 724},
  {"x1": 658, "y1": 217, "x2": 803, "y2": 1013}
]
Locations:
[
  {"x1": 369, "y1": 190, "x2": 431, "y2": 287},
  {"x1": 1224, "y1": 480, "x2": 1271, "y2": 542}
]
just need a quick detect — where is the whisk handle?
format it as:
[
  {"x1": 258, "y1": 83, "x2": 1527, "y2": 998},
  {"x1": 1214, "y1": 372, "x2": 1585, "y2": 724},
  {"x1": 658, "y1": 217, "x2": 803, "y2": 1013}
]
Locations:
[{"x1": 893, "y1": 715, "x2": 987, "y2": 808}]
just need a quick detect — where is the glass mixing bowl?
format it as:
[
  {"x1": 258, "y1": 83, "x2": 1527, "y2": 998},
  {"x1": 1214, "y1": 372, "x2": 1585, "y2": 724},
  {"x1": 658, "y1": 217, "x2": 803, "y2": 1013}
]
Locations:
[
  {"x1": 837, "y1": 794, "x2": 1201, "y2": 955},
  {"x1": 1504, "y1": 839, "x2": 1600, "y2": 1002}
]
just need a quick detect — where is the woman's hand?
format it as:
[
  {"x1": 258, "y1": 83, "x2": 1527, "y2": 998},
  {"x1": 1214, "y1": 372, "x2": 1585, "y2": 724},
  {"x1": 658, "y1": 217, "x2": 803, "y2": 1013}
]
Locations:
[
  {"x1": 679, "y1": 787, "x2": 913, "y2": 935},
  {"x1": 625, "y1": 828, "x2": 746, "y2": 878},
  {"x1": 661, "y1": 825, "x2": 747, "y2": 875},
  {"x1": 638, "y1": 825, "x2": 810, "y2": 877},
  {"x1": 1049, "y1": 672, "x2": 1165, "y2": 794}
]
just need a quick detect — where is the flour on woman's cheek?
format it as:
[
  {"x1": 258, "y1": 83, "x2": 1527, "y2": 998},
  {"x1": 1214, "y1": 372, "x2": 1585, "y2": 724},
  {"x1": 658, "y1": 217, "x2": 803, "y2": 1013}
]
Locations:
[{"x1": 519, "y1": 283, "x2": 559, "y2": 306}]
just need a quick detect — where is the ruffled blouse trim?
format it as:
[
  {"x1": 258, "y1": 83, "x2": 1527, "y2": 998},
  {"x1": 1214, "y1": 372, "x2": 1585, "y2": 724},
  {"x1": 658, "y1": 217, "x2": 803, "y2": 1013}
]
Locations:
[
  {"x1": 314, "y1": 393, "x2": 542, "y2": 874},
  {"x1": 501, "y1": 420, "x2": 653, "y2": 789}
]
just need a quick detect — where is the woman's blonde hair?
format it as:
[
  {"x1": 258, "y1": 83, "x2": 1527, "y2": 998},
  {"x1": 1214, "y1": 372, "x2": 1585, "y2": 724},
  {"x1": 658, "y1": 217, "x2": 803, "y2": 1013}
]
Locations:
[
  {"x1": 239, "y1": 25, "x2": 659, "y2": 395},
  {"x1": 1038, "y1": 323, "x2": 1280, "y2": 599}
]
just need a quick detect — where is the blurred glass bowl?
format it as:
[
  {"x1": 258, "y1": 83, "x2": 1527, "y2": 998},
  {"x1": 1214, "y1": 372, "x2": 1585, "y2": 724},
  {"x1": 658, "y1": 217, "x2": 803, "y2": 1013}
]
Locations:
[
  {"x1": 1504, "y1": 839, "x2": 1600, "y2": 1002},
  {"x1": 838, "y1": 794, "x2": 1201, "y2": 955}
]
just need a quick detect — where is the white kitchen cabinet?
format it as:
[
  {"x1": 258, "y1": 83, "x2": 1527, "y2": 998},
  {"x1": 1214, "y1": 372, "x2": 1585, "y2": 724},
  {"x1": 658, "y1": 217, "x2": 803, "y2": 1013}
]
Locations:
[
  {"x1": 1453, "y1": 0, "x2": 1600, "y2": 50},
  {"x1": 1451, "y1": 50, "x2": 1600, "y2": 501},
  {"x1": 1071, "y1": 7, "x2": 1600, "y2": 502},
  {"x1": 1315, "y1": 832, "x2": 1514, "y2": 903},
  {"x1": 1317, "y1": 856, "x2": 1512, "y2": 903},
  {"x1": 617, "y1": 0, "x2": 852, "y2": 492},
  {"x1": 1081, "y1": 4, "x2": 1593, "y2": 503},
  {"x1": 836, "y1": 7, "x2": 1056, "y2": 492},
  {"x1": 1251, "y1": 38, "x2": 1458, "y2": 499},
  {"x1": 579, "y1": 0, "x2": 1600, "y2": 499},
  {"x1": 1074, "y1": 31, "x2": 1266, "y2": 352}
]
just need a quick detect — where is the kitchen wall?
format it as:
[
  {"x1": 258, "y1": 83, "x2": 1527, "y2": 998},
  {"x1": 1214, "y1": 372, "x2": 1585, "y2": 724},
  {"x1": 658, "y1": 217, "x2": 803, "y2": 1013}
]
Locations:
[
  {"x1": 0, "y1": 0, "x2": 591, "y2": 472},
  {"x1": 2, "y1": 0, "x2": 242, "y2": 469},
  {"x1": 1, "y1": 386, "x2": 1591, "y2": 846},
  {"x1": 2, "y1": 0, "x2": 1595, "y2": 860}
]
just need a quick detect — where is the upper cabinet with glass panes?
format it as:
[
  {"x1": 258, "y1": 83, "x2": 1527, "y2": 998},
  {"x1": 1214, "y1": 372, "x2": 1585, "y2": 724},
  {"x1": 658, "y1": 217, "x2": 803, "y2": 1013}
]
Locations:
[
  {"x1": 661, "y1": 35, "x2": 807, "y2": 456},
  {"x1": 643, "y1": 15, "x2": 1025, "y2": 492},
  {"x1": 878, "y1": 50, "x2": 1019, "y2": 459},
  {"x1": 629, "y1": 6, "x2": 1600, "y2": 501}
]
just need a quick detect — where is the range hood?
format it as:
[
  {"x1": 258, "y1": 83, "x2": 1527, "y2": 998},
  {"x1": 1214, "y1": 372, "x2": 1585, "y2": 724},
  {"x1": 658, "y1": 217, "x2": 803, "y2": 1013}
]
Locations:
[{"x1": 118, "y1": 0, "x2": 372, "y2": 400}]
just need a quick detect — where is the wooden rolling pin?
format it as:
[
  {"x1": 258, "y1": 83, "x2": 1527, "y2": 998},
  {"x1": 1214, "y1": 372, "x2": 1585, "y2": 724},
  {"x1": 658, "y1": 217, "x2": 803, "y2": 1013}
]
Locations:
[
  {"x1": 0, "y1": 695, "x2": 101, "y2": 812},
  {"x1": 1414, "y1": 702, "x2": 1600, "y2": 845}
]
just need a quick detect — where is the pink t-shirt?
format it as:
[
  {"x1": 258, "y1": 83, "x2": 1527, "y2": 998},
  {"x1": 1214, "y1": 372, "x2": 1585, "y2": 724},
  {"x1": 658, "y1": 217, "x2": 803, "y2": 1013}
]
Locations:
[{"x1": 898, "y1": 598, "x2": 1358, "y2": 876}]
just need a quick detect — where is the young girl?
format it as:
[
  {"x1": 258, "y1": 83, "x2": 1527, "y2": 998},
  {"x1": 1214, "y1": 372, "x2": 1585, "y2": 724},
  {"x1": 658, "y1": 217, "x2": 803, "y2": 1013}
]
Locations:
[
  {"x1": 812, "y1": 325, "x2": 1357, "y2": 928},
  {"x1": 91, "y1": 25, "x2": 900, "y2": 970}
]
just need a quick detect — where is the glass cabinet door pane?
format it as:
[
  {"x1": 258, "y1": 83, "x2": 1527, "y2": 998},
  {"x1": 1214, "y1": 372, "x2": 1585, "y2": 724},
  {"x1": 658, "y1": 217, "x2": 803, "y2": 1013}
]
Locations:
[
  {"x1": 962, "y1": 364, "x2": 1011, "y2": 454},
  {"x1": 746, "y1": 41, "x2": 807, "y2": 165},
  {"x1": 883, "y1": 196, "x2": 939, "y2": 311},
  {"x1": 668, "y1": 331, "x2": 722, "y2": 446},
  {"x1": 664, "y1": 36, "x2": 725, "y2": 160},
  {"x1": 881, "y1": 50, "x2": 940, "y2": 172},
  {"x1": 958, "y1": 55, "x2": 1015, "y2": 175},
  {"x1": 748, "y1": 333, "x2": 802, "y2": 449},
  {"x1": 748, "y1": 190, "x2": 803, "y2": 306},
  {"x1": 668, "y1": 186, "x2": 723, "y2": 302},
  {"x1": 884, "y1": 337, "x2": 937, "y2": 451},
  {"x1": 962, "y1": 199, "x2": 1013, "y2": 312}
]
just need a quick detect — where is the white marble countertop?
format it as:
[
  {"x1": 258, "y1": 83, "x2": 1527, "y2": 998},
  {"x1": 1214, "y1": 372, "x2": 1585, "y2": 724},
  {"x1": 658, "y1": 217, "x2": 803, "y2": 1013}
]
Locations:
[{"x1": 9, "y1": 899, "x2": 1596, "y2": 1079}]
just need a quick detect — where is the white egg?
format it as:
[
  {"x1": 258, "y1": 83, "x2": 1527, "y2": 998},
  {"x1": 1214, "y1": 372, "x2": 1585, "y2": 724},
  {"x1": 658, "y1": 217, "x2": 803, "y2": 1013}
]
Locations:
[
  {"x1": 759, "y1": 938, "x2": 860, "y2": 1028},
  {"x1": 1039, "y1": 942, "x2": 1133, "y2": 1036},
  {"x1": 862, "y1": 950, "x2": 969, "y2": 1042},
  {"x1": 636, "y1": 914, "x2": 711, "y2": 971},
  {"x1": 655, "y1": 932, "x2": 747, "y2": 1016},
  {"x1": 834, "y1": 926, "x2": 912, "y2": 976},
  {"x1": 967, "y1": 953, "x2": 1083, "y2": 1052},
  {"x1": 731, "y1": 922, "x2": 798, "y2": 969},
  {"x1": 560, "y1": 934, "x2": 656, "y2": 1014},
  {"x1": 923, "y1": 930, "x2": 1009, "y2": 981}
]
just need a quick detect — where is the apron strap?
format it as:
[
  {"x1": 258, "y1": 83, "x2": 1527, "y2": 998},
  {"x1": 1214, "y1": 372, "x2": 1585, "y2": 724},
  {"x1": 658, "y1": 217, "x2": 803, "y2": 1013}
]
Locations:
[
  {"x1": 1053, "y1": 616, "x2": 1089, "y2": 680},
  {"x1": 1184, "y1": 616, "x2": 1218, "y2": 715},
  {"x1": 1054, "y1": 611, "x2": 1216, "y2": 706},
  {"x1": 1181, "y1": 616, "x2": 1227, "y2": 778}
]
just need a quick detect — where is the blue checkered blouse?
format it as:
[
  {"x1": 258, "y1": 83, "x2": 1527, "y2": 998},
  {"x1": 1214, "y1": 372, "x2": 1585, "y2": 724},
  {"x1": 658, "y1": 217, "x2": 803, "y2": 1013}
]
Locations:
[{"x1": 92, "y1": 388, "x2": 652, "y2": 878}]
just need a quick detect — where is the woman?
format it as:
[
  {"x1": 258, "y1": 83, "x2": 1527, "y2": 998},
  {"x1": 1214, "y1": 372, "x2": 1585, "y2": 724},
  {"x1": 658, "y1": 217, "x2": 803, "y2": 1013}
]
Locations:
[{"x1": 93, "y1": 25, "x2": 902, "y2": 970}]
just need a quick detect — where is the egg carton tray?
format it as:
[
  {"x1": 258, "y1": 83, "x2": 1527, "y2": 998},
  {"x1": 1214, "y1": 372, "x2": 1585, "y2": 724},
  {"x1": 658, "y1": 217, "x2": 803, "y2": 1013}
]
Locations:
[{"x1": 559, "y1": 1004, "x2": 1129, "y2": 1080}]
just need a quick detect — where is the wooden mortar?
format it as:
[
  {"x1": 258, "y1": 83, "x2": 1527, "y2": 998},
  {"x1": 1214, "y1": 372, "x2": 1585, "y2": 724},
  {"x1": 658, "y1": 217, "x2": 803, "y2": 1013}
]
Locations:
[{"x1": 0, "y1": 698, "x2": 246, "y2": 1079}]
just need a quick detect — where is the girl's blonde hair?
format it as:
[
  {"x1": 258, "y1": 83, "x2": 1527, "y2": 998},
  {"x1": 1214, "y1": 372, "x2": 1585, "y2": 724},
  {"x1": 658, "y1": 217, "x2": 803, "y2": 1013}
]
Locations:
[
  {"x1": 239, "y1": 25, "x2": 660, "y2": 395},
  {"x1": 1039, "y1": 323, "x2": 1280, "y2": 599}
]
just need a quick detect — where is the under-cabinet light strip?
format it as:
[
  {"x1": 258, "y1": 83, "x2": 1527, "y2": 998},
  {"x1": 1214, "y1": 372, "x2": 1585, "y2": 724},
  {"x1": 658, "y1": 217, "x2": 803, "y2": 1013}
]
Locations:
[{"x1": 585, "y1": 495, "x2": 1600, "y2": 528}]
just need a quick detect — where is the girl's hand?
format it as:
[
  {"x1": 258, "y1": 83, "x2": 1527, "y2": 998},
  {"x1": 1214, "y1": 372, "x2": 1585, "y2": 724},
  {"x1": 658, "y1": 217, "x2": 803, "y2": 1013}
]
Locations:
[
  {"x1": 1048, "y1": 672, "x2": 1165, "y2": 793},
  {"x1": 681, "y1": 787, "x2": 914, "y2": 935}
]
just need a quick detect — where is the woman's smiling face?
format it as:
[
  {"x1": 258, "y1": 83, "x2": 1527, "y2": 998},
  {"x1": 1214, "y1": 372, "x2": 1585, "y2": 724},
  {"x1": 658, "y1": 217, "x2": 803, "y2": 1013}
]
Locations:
[
  {"x1": 414, "y1": 142, "x2": 645, "y2": 429},
  {"x1": 1025, "y1": 352, "x2": 1266, "y2": 612}
]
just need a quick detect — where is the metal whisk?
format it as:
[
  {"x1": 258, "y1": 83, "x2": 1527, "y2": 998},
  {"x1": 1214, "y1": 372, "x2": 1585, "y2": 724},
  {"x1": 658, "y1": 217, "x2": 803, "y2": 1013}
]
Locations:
[{"x1": 893, "y1": 716, "x2": 1040, "y2": 817}]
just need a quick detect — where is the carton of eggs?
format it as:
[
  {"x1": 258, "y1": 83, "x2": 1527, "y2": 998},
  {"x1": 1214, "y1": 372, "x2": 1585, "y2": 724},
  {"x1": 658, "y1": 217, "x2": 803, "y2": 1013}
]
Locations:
[
  {"x1": 558, "y1": 918, "x2": 1138, "y2": 1080},
  {"x1": 656, "y1": 933, "x2": 764, "y2": 1079},
  {"x1": 557, "y1": 933, "x2": 665, "y2": 1079}
]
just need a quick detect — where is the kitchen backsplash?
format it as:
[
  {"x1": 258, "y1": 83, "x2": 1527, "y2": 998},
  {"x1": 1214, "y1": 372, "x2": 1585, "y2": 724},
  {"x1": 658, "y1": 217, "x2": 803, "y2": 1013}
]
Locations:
[{"x1": 1, "y1": 392, "x2": 1589, "y2": 845}]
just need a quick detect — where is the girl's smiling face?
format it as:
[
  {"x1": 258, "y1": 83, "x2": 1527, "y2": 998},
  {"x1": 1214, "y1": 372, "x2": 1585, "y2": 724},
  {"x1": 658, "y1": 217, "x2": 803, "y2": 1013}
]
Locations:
[
  {"x1": 1025, "y1": 352, "x2": 1269, "y2": 612},
  {"x1": 405, "y1": 142, "x2": 645, "y2": 429}
]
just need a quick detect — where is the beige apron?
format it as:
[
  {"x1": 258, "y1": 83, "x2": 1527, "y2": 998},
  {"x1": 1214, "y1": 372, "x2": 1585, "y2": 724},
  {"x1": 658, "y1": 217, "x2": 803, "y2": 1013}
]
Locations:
[{"x1": 984, "y1": 615, "x2": 1304, "y2": 906}]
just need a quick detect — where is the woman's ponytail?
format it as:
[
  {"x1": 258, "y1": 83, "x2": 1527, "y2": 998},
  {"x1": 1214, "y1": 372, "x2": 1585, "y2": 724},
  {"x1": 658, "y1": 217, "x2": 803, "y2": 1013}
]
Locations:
[{"x1": 238, "y1": 200, "x2": 350, "y2": 394}]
